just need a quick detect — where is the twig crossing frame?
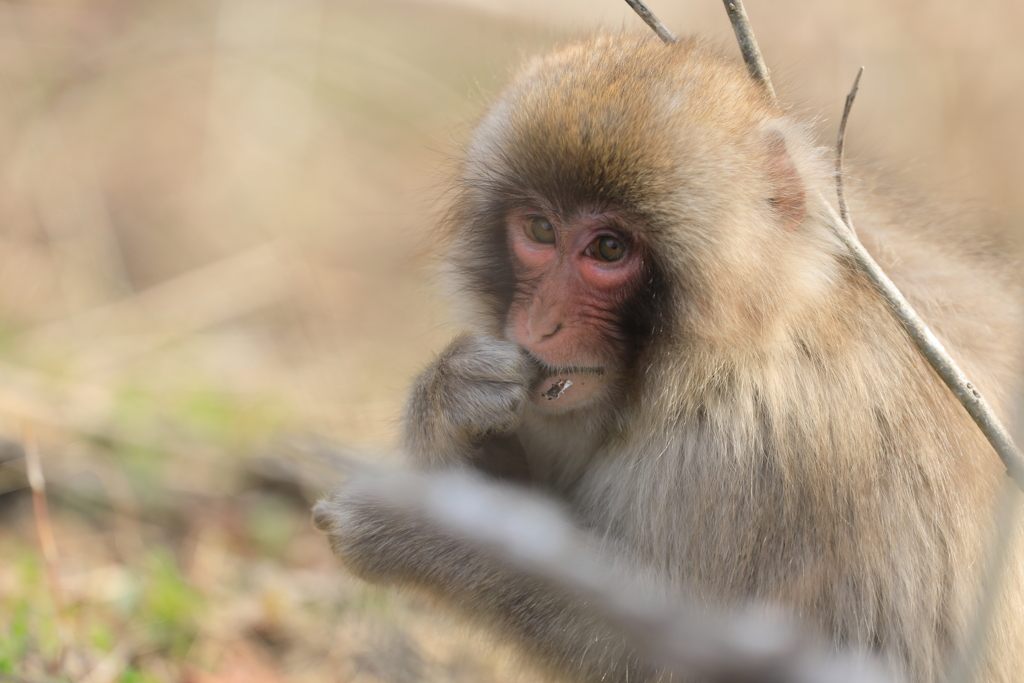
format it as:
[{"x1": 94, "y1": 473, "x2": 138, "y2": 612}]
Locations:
[{"x1": 623, "y1": 0, "x2": 1024, "y2": 492}]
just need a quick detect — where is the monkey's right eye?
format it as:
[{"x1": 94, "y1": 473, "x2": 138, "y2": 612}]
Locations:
[{"x1": 529, "y1": 217, "x2": 556, "y2": 244}]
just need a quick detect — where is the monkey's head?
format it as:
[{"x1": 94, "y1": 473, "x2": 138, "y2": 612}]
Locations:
[{"x1": 447, "y1": 35, "x2": 839, "y2": 416}]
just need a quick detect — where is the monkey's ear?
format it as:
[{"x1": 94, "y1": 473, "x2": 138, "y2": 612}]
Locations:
[{"x1": 763, "y1": 129, "x2": 806, "y2": 231}]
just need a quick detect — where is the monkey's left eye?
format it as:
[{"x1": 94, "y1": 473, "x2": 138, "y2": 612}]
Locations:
[
  {"x1": 530, "y1": 217, "x2": 556, "y2": 244},
  {"x1": 595, "y1": 236, "x2": 626, "y2": 262}
]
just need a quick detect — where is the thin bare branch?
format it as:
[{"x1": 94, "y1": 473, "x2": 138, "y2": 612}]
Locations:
[
  {"x1": 624, "y1": 1, "x2": 677, "y2": 44},
  {"x1": 721, "y1": 1, "x2": 777, "y2": 103},
  {"x1": 818, "y1": 177, "x2": 1024, "y2": 490},
  {"x1": 721, "y1": 4, "x2": 1024, "y2": 673},
  {"x1": 22, "y1": 422, "x2": 69, "y2": 671},
  {"x1": 836, "y1": 66, "x2": 864, "y2": 231},
  {"x1": 710, "y1": 2, "x2": 1024, "y2": 490},
  {"x1": 23, "y1": 422, "x2": 61, "y2": 603}
]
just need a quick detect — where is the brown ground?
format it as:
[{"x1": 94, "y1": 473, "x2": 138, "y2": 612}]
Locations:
[{"x1": 0, "y1": 1, "x2": 1021, "y2": 681}]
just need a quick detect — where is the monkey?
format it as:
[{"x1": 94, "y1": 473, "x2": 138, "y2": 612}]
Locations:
[{"x1": 314, "y1": 33, "x2": 1024, "y2": 683}]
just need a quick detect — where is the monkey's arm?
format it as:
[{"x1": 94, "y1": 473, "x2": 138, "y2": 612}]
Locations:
[
  {"x1": 402, "y1": 334, "x2": 534, "y2": 479},
  {"x1": 315, "y1": 474, "x2": 895, "y2": 683},
  {"x1": 313, "y1": 473, "x2": 656, "y2": 683}
]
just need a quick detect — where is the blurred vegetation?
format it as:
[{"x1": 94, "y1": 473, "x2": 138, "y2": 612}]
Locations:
[{"x1": 0, "y1": 0, "x2": 1020, "y2": 681}]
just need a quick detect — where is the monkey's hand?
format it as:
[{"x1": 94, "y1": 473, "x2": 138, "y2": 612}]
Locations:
[{"x1": 403, "y1": 334, "x2": 533, "y2": 470}]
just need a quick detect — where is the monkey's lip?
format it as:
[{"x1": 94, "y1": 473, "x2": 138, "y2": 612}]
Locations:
[{"x1": 530, "y1": 366, "x2": 607, "y2": 412}]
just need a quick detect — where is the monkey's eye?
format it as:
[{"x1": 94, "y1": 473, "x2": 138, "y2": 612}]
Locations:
[
  {"x1": 595, "y1": 235, "x2": 626, "y2": 262},
  {"x1": 529, "y1": 216, "x2": 556, "y2": 244}
]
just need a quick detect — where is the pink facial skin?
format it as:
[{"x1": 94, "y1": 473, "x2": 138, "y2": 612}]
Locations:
[{"x1": 505, "y1": 210, "x2": 643, "y2": 412}]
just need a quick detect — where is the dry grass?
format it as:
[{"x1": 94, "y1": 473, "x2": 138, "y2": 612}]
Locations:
[{"x1": 0, "y1": 1, "x2": 1020, "y2": 681}]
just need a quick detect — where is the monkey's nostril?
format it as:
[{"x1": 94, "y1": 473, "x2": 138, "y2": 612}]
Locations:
[
  {"x1": 541, "y1": 323, "x2": 562, "y2": 340},
  {"x1": 524, "y1": 314, "x2": 562, "y2": 344}
]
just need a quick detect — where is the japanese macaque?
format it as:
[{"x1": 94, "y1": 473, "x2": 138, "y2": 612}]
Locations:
[{"x1": 315, "y1": 34, "x2": 1024, "y2": 683}]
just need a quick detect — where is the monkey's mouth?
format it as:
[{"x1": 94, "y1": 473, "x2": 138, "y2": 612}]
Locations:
[{"x1": 523, "y1": 351, "x2": 605, "y2": 378}]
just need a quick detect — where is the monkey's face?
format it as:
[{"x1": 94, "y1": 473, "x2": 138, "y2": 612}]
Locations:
[{"x1": 504, "y1": 208, "x2": 644, "y2": 413}]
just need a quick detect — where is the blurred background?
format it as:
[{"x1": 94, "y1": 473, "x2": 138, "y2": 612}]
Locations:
[{"x1": 0, "y1": 0, "x2": 1020, "y2": 681}]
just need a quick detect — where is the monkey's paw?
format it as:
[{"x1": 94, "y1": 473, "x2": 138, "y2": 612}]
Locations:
[
  {"x1": 405, "y1": 334, "x2": 533, "y2": 460},
  {"x1": 313, "y1": 475, "x2": 472, "y2": 586}
]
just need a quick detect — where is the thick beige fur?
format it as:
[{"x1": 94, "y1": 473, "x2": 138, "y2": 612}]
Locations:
[{"x1": 316, "y1": 34, "x2": 1024, "y2": 683}]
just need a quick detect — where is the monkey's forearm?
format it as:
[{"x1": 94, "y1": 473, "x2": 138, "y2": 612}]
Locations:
[{"x1": 313, "y1": 475, "x2": 657, "y2": 683}]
